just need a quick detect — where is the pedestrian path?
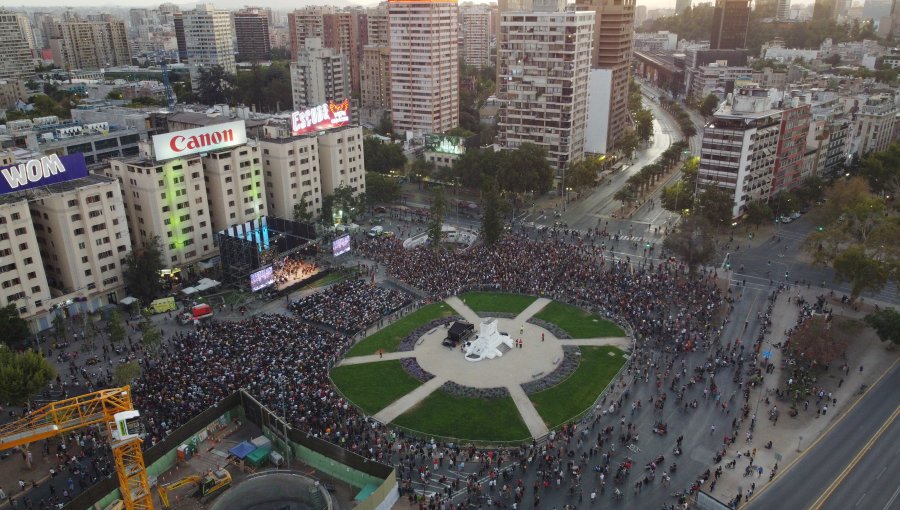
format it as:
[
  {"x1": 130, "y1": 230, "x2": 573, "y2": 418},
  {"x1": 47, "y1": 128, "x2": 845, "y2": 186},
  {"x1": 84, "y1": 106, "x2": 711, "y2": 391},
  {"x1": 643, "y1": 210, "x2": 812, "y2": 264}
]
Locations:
[
  {"x1": 514, "y1": 297, "x2": 551, "y2": 323},
  {"x1": 335, "y1": 351, "x2": 410, "y2": 366},
  {"x1": 557, "y1": 337, "x2": 632, "y2": 350},
  {"x1": 444, "y1": 296, "x2": 482, "y2": 324},
  {"x1": 507, "y1": 384, "x2": 550, "y2": 438},
  {"x1": 374, "y1": 376, "x2": 447, "y2": 424}
]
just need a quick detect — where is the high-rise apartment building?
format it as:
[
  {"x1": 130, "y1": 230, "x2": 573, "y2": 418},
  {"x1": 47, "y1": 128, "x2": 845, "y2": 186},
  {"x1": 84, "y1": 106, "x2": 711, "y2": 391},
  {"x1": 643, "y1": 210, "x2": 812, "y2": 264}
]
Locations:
[
  {"x1": 50, "y1": 17, "x2": 131, "y2": 71},
  {"x1": 200, "y1": 143, "x2": 267, "y2": 233},
  {"x1": 776, "y1": 0, "x2": 792, "y2": 20},
  {"x1": 182, "y1": 4, "x2": 235, "y2": 86},
  {"x1": 575, "y1": 0, "x2": 636, "y2": 149},
  {"x1": 260, "y1": 135, "x2": 323, "y2": 219},
  {"x1": 710, "y1": 0, "x2": 751, "y2": 50},
  {"x1": 288, "y1": 6, "x2": 333, "y2": 60},
  {"x1": 0, "y1": 194, "x2": 51, "y2": 322},
  {"x1": 855, "y1": 93, "x2": 896, "y2": 156},
  {"x1": 389, "y1": 0, "x2": 460, "y2": 135},
  {"x1": 323, "y1": 13, "x2": 361, "y2": 93},
  {"x1": 461, "y1": 7, "x2": 491, "y2": 69},
  {"x1": 498, "y1": 0, "x2": 594, "y2": 170},
  {"x1": 317, "y1": 126, "x2": 366, "y2": 196},
  {"x1": 173, "y1": 12, "x2": 187, "y2": 62},
  {"x1": 361, "y1": 45, "x2": 392, "y2": 109},
  {"x1": 367, "y1": 5, "x2": 390, "y2": 46},
  {"x1": 0, "y1": 10, "x2": 36, "y2": 80},
  {"x1": 234, "y1": 8, "x2": 272, "y2": 62},
  {"x1": 106, "y1": 156, "x2": 216, "y2": 269},
  {"x1": 291, "y1": 37, "x2": 350, "y2": 110},
  {"x1": 30, "y1": 174, "x2": 130, "y2": 308},
  {"x1": 698, "y1": 87, "x2": 782, "y2": 219},
  {"x1": 771, "y1": 101, "x2": 811, "y2": 195},
  {"x1": 675, "y1": 0, "x2": 692, "y2": 14}
]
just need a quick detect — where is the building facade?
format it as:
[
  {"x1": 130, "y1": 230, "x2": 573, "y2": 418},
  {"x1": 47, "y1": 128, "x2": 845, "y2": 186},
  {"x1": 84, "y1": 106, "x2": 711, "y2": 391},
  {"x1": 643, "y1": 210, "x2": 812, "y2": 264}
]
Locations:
[
  {"x1": 182, "y1": 4, "x2": 235, "y2": 85},
  {"x1": 389, "y1": 0, "x2": 460, "y2": 135},
  {"x1": 575, "y1": 0, "x2": 636, "y2": 150},
  {"x1": 855, "y1": 93, "x2": 896, "y2": 156},
  {"x1": 361, "y1": 45, "x2": 392, "y2": 109},
  {"x1": 771, "y1": 102, "x2": 811, "y2": 195},
  {"x1": 260, "y1": 135, "x2": 323, "y2": 219},
  {"x1": 51, "y1": 17, "x2": 131, "y2": 70},
  {"x1": 323, "y1": 12, "x2": 361, "y2": 94},
  {"x1": 710, "y1": 0, "x2": 751, "y2": 50},
  {"x1": 497, "y1": 3, "x2": 594, "y2": 170},
  {"x1": 367, "y1": 5, "x2": 390, "y2": 46},
  {"x1": 287, "y1": 6, "x2": 332, "y2": 60},
  {"x1": 0, "y1": 195, "x2": 51, "y2": 323},
  {"x1": 461, "y1": 7, "x2": 491, "y2": 69},
  {"x1": 290, "y1": 37, "x2": 350, "y2": 110},
  {"x1": 234, "y1": 8, "x2": 271, "y2": 62},
  {"x1": 201, "y1": 143, "x2": 266, "y2": 233},
  {"x1": 316, "y1": 126, "x2": 366, "y2": 196},
  {"x1": 0, "y1": 10, "x2": 36, "y2": 80}
]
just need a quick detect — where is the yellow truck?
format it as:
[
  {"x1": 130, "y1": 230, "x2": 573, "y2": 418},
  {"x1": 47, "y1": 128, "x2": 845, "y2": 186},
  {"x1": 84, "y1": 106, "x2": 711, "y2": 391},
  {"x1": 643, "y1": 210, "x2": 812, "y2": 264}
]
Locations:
[{"x1": 143, "y1": 297, "x2": 177, "y2": 315}]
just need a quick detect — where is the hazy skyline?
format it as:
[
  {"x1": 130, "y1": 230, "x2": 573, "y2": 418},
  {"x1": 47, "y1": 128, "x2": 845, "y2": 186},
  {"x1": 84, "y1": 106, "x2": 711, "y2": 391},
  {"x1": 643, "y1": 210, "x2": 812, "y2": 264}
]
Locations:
[{"x1": 2, "y1": 0, "x2": 820, "y2": 12}]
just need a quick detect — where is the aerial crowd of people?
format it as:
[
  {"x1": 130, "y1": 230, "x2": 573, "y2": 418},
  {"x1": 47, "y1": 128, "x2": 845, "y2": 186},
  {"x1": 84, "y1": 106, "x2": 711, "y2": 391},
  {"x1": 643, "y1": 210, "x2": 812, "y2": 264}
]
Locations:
[{"x1": 287, "y1": 279, "x2": 412, "y2": 334}]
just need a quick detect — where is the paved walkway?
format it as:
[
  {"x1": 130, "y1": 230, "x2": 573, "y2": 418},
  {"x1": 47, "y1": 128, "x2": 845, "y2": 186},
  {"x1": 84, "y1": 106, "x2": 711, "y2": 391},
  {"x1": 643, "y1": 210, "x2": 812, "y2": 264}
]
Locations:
[
  {"x1": 444, "y1": 296, "x2": 482, "y2": 324},
  {"x1": 507, "y1": 384, "x2": 550, "y2": 437},
  {"x1": 336, "y1": 351, "x2": 410, "y2": 366},
  {"x1": 514, "y1": 297, "x2": 551, "y2": 323},
  {"x1": 374, "y1": 376, "x2": 446, "y2": 424},
  {"x1": 558, "y1": 337, "x2": 632, "y2": 350}
]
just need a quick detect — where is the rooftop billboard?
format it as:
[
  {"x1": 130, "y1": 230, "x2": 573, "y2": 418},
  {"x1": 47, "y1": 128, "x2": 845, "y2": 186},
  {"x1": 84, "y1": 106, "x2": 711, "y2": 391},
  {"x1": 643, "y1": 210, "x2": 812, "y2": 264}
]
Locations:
[{"x1": 0, "y1": 153, "x2": 89, "y2": 196}]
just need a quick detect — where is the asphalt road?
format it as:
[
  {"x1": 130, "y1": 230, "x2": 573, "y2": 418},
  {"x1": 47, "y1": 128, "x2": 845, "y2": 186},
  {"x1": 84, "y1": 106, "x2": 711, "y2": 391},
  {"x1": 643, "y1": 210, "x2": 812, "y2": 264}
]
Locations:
[{"x1": 746, "y1": 362, "x2": 900, "y2": 510}]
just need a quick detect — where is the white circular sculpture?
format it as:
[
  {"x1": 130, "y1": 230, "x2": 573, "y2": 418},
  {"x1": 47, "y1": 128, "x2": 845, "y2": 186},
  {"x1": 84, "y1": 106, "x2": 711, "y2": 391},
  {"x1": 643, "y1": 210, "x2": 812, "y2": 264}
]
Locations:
[{"x1": 464, "y1": 318, "x2": 514, "y2": 362}]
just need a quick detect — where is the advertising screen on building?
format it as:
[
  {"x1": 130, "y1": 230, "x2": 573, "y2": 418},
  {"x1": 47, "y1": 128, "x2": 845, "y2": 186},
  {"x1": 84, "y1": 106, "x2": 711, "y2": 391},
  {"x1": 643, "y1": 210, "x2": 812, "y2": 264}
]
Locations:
[
  {"x1": 425, "y1": 134, "x2": 465, "y2": 155},
  {"x1": 0, "y1": 153, "x2": 89, "y2": 196},
  {"x1": 249, "y1": 266, "x2": 275, "y2": 292},
  {"x1": 291, "y1": 99, "x2": 351, "y2": 136},
  {"x1": 332, "y1": 234, "x2": 351, "y2": 257},
  {"x1": 152, "y1": 120, "x2": 247, "y2": 161}
]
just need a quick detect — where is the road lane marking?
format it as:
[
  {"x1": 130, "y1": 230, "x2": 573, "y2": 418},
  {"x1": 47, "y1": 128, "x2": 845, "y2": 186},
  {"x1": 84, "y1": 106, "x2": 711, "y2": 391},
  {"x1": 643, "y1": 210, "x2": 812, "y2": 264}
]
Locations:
[
  {"x1": 882, "y1": 482, "x2": 900, "y2": 510},
  {"x1": 807, "y1": 405, "x2": 900, "y2": 510}
]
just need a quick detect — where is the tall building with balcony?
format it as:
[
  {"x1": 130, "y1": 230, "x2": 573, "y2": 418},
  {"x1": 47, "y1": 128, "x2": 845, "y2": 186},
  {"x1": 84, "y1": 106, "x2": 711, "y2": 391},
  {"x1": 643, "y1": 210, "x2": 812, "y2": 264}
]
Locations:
[
  {"x1": 710, "y1": 0, "x2": 751, "y2": 50},
  {"x1": 290, "y1": 37, "x2": 350, "y2": 110},
  {"x1": 201, "y1": 143, "x2": 266, "y2": 233},
  {"x1": 497, "y1": 0, "x2": 594, "y2": 170},
  {"x1": 698, "y1": 87, "x2": 783, "y2": 218},
  {"x1": 234, "y1": 8, "x2": 271, "y2": 62},
  {"x1": 50, "y1": 17, "x2": 131, "y2": 70},
  {"x1": 367, "y1": 5, "x2": 390, "y2": 46},
  {"x1": 260, "y1": 135, "x2": 323, "y2": 219},
  {"x1": 361, "y1": 45, "x2": 391, "y2": 109},
  {"x1": 323, "y1": 13, "x2": 361, "y2": 94},
  {"x1": 389, "y1": 0, "x2": 460, "y2": 134},
  {"x1": 0, "y1": 194, "x2": 50, "y2": 325},
  {"x1": 182, "y1": 4, "x2": 235, "y2": 86},
  {"x1": 575, "y1": 0, "x2": 636, "y2": 149},
  {"x1": 317, "y1": 126, "x2": 366, "y2": 196},
  {"x1": 771, "y1": 100, "x2": 811, "y2": 195},
  {"x1": 461, "y1": 7, "x2": 491, "y2": 69},
  {"x1": 0, "y1": 10, "x2": 35, "y2": 80},
  {"x1": 288, "y1": 6, "x2": 333, "y2": 60},
  {"x1": 855, "y1": 93, "x2": 896, "y2": 156}
]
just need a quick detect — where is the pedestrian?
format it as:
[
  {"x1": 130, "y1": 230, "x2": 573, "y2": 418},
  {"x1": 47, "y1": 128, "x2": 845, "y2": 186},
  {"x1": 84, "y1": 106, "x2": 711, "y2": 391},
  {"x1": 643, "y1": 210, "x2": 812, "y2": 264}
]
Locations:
[
  {"x1": 859, "y1": 365, "x2": 864, "y2": 373},
  {"x1": 710, "y1": 425, "x2": 716, "y2": 435}
]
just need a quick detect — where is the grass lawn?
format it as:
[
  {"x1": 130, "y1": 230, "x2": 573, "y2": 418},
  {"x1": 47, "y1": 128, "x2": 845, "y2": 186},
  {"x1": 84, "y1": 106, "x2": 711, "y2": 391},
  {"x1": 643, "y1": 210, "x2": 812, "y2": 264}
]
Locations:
[
  {"x1": 330, "y1": 360, "x2": 423, "y2": 415},
  {"x1": 533, "y1": 301, "x2": 625, "y2": 338},
  {"x1": 345, "y1": 302, "x2": 453, "y2": 357},
  {"x1": 529, "y1": 346, "x2": 626, "y2": 429},
  {"x1": 300, "y1": 271, "x2": 348, "y2": 290},
  {"x1": 393, "y1": 391, "x2": 531, "y2": 442},
  {"x1": 459, "y1": 292, "x2": 536, "y2": 315}
]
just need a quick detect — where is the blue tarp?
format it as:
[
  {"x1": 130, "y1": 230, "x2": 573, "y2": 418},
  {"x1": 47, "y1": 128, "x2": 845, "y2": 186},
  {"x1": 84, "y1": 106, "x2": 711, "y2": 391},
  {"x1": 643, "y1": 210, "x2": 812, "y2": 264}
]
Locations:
[
  {"x1": 228, "y1": 441, "x2": 256, "y2": 459},
  {"x1": 355, "y1": 483, "x2": 379, "y2": 501}
]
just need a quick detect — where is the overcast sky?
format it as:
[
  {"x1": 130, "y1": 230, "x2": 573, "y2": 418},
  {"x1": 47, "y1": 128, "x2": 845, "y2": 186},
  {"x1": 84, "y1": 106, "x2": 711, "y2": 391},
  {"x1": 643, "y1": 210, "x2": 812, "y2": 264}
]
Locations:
[{"x1": 2, "y1": 0, "x2": 818, "y2": 12}]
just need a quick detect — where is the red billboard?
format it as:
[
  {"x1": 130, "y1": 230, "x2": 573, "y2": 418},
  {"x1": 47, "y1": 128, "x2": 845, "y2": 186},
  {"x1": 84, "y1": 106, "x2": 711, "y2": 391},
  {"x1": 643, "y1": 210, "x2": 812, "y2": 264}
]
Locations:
[{"x1": 291, "y1": 99, "x2": 350, "y2": 136}]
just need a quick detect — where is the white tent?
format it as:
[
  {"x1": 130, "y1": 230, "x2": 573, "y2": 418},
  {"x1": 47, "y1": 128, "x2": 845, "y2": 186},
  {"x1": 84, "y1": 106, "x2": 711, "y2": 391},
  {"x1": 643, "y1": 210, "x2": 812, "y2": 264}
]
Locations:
[{"x1": 119, "y1": 296, "x2": 138, "y2": 306}]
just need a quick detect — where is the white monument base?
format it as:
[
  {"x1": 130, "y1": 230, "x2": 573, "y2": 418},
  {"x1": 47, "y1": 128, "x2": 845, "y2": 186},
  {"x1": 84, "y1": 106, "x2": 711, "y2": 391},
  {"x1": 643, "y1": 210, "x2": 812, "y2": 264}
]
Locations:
[{"x1": 464, "y1": 318, "x2": 513, "y2": 362}]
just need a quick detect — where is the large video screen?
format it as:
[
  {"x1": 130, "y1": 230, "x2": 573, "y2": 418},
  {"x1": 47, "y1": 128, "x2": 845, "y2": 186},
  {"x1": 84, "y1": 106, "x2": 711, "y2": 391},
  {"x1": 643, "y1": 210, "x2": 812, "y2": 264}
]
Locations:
[
  {"x1": 332, "y1": 234, "x2": 351, "y2": 257},
  {"x1": 249, "y1": 266, "x2": 274, "y2": 292}
]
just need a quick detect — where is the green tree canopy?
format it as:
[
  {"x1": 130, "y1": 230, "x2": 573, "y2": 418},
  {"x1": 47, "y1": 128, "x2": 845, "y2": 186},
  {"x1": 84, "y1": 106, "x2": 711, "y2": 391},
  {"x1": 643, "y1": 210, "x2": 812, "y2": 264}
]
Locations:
[
  {"x1": 481, "y1": 176, "x2": 503, "y2": 246},
  {"x1": 0, "y1": 304, "x2": 31, "y2": 347},
  {"x1": 700, "y1": 94, "x2": 720, "y2": 116},
  {"x1": 140, "y1": 316, "x2": 163, "y2": 355},
  {"x1": 634, "y1": 109, "x2": 655, "y2": 142},
  {"x1": 662, "y1": 216, "x2": 717, "y2": 274},
  {"x1": 832, "y1": 244, "x2": 889, "y2": 301},
  {"x1": 0, "y1": 346, "x2": 55, "y2": 405},
  {"x1": 364, "y1": 138, "x2": 407, "y2": 174},
  {"x1": 428, "y1": 187, "x2": 447, "y2": 249},
  {"x1": 864, "y1": 308, "x2": 900, "y2": 346},
  {"x1": 123, "y1": 237, "x2": 164, "y2": 305},
  {"x1": 113, "y1": 360, "x2": 142, "y2": 386},
  {"x1": 856, "y1": 143, "x2": 900, "y2": 196},
  {"x1": 293, "y1": 194, "x2": 314, "y2": 223},
  {"x1": 195, "y1": 65, "x2": 235, "y2": 105},
  {"x1": 107, "y1": 309, "x2": 126, "y2": 344},
  {"x1": 365, "y1": 172, "x2": 401, "y2": 206}
]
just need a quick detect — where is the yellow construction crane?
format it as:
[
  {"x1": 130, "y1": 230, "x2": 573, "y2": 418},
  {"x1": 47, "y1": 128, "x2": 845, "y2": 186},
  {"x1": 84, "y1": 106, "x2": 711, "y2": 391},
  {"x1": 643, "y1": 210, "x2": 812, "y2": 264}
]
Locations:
[
  {"x1": 0, "y1": 386, "x2": 153, "y2": 510},
  {"x1": 157, "y1": 470, "x2": 232, "y2": 509}
]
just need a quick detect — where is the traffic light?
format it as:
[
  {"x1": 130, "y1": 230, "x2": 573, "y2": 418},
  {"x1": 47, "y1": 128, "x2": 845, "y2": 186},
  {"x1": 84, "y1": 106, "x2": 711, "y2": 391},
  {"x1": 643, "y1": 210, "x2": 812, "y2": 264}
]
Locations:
[
  {"x1": 645, "y1": 242, "x2": 652, "y2": 249},
  {"x1": 817, "y1": 226, "x2": 825, "y2": 232}
]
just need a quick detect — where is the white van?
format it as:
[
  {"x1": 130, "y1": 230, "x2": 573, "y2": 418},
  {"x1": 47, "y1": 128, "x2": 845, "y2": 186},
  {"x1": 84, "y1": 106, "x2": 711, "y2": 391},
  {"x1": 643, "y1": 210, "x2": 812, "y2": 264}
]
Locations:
[{"x1": 367, "y1": 226, "x2": 384, "y2": 237}]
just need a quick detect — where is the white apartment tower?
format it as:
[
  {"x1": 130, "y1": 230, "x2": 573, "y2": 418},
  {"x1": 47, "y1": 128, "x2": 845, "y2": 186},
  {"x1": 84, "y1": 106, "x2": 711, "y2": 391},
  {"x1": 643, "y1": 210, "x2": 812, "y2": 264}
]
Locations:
[
  {"x1": 361, "y1": 45, "x2": 392, "y2": 109},
  {"x1": 855, "y1": 93, "x2": 896, "y2": 156},
  {"x1": 291, "y1": 37, "x2": 350, "y2": 110},
  {"x1": 51, "y1": 17, "x2": 131, "y2": 70},
  {"x1": 201, "y1": 143, "x2": 267, "y2": 233},
  {"x1": 260, "y1": 135, "x2": 323, "y2": 219},
  {"x1": 461, "y1": 7, "x2": 491, "y2": 69},
  {"x1": 0, "y1": 195, "x2": 50, "y2": 322},
  {"x1": 317, "y1": 126, "x2": 366, "y2": 197},
  {"x1": 183, "y1": 4, "x2": 236, "y2": 86},
  {"x1": 0, "y1": 10, "x2": 36, "y2": 80},
  {"x1": 497, "y1": 0, "x2": 594, "y2": 170},
  {"x1": 389, "y1": 0, "x2": 460, "y2": 134}
]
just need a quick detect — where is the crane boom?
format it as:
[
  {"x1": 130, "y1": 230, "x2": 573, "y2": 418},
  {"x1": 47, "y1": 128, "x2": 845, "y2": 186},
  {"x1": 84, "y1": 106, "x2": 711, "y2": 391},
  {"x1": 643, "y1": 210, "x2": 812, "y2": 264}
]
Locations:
[{"x1": 0, "y1": 386, "x2": 154, "y2": 510}]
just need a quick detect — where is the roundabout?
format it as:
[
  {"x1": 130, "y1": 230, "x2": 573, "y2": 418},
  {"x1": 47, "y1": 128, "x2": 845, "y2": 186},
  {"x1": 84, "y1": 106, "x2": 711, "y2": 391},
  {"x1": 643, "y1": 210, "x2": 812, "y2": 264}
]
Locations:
[{"x1": 330, "y1": 293, "x2": 630, "y2": 443}]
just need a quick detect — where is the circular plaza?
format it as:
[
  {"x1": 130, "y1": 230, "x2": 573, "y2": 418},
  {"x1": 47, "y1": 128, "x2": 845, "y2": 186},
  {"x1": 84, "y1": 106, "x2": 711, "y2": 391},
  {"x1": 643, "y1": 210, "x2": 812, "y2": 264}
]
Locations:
[{"x1": 330, "y1": 292, "x2": 631, "y2": 443}]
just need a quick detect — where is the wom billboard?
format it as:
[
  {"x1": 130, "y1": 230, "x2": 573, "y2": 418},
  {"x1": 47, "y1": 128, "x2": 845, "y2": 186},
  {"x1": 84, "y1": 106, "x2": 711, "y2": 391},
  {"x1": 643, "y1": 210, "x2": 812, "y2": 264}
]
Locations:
[
  {"x1": 152, "y1": 120, "x2": 247, "y2": 161},
  {"x1": 0, "y1": 153, "x2": 89, "y2": 196}
]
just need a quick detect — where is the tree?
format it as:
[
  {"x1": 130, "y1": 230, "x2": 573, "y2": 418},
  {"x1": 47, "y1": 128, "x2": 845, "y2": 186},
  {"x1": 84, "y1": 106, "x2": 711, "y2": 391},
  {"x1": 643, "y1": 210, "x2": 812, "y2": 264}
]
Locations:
[
  {"x1": 0, "y1": 345, "x2": 55, "y2": 405},
  {"x1": 662, "y1": 216, "x2": 716, "y2": 274},
  {"x1": 864, "y1": 308, "x2": 900, "y2": 346},
  {"x1": 567, "y1": 159, "x2": 601, "y2": 194},
  {"x1": 365, "y1": 172, "x2": 401, "y2": 206},
  {"x1": 106, "y1": 90, "x2": 124, "y2": 100},
  {"x1": 364, "y1": 138, "x2": 406, "y2": 174},
  {"x1": 700, "y1": 94, "x2": 720, "y2": 116},
  {"x1": 122, "y1": 237, "x2": 164, "y2": 305},
  {"x1": 833, "y1": 245, "x2": 888, "y2": 301},
  {"x1": 195, "y1": 65, "x2": 235, "y2": 105},
  {"x1": 697, "y1": 186, "x2": 734, "y2": 227},
  {"x1": 634, "y1": 109, "x2": 654, "y2": 142},
  {"x1": 0, "y1": 304, "x2": 31, "y2": 346},
  {"x1": 376, "y1": 113, "x2": 393, "y2": 136},
  {"x1": 481, "y1": 176, "x2": 503, "y2": 246},
  {"x1": 613, "y1": 185, "x2": 637, "y2": 207},
  {"x1": 113, "y1": 361, "x2": 142, "y2": 386},
  {"x1": 661, "y1": 181, "x2": 693, "y2": 213},
  {"x1": 616, "y1": 130, "x2": 640, "y2": 159},
  {"x1": 140, "y1": 316, "x2": 163, "y2": 354},
  {"x1": 498, "y1": 143, "x2": 554, "y2": 195},
  {"x1": 745, "y1": 200, "x2": 774, "y2": 227},
  {"x1": 856, "y1": 143, "x2": 900, "y2": 196},
  {"x1": 53, "y1": 314, "x2": 66, "y2": 340},
  {"x1": 428, "y1": 187, "x2": 447, "y2": 249},
  {"x1": 324, "y1": 185, "x2": 362, "y2": 225},
  {"x1": 293, "y1": 194, "x2": 314, "y2": 223},
  {"x1": 788, "y1": 316, "x2": 848, "y2": 367},
  {"x1": 107, "y1": 309, "x2": 126, "y2": 344}
]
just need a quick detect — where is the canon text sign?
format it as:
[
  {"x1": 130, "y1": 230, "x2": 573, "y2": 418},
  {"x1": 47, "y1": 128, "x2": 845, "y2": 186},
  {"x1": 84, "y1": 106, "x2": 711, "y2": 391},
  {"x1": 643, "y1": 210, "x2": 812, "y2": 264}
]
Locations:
[
  {"x1": 0, "y1": 153, "x2": 89, "y2": 196},
  {"x1": 152, "y1": 120, "x2": 247, "y2": 161}
]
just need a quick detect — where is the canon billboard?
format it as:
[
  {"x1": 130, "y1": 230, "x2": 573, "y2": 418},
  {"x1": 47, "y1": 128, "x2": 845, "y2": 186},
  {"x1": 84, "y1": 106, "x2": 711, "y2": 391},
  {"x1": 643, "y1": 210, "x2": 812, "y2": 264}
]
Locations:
[
  {"x1": 0, "y1": 153, "x2": 89, "y2": 196},
  {"x1": 152, "y1": 120, "x2": 247, "y2": 161},
  {"x1": 291, "y1": 99, "x2": 351, "y2": 136}
]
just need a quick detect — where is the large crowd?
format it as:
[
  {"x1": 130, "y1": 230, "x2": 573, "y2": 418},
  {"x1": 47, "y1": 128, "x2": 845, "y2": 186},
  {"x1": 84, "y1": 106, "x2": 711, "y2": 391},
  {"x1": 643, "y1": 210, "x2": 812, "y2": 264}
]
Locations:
[{"x1": 287, "y1": 280, "x2": 412, "y2": 334}]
